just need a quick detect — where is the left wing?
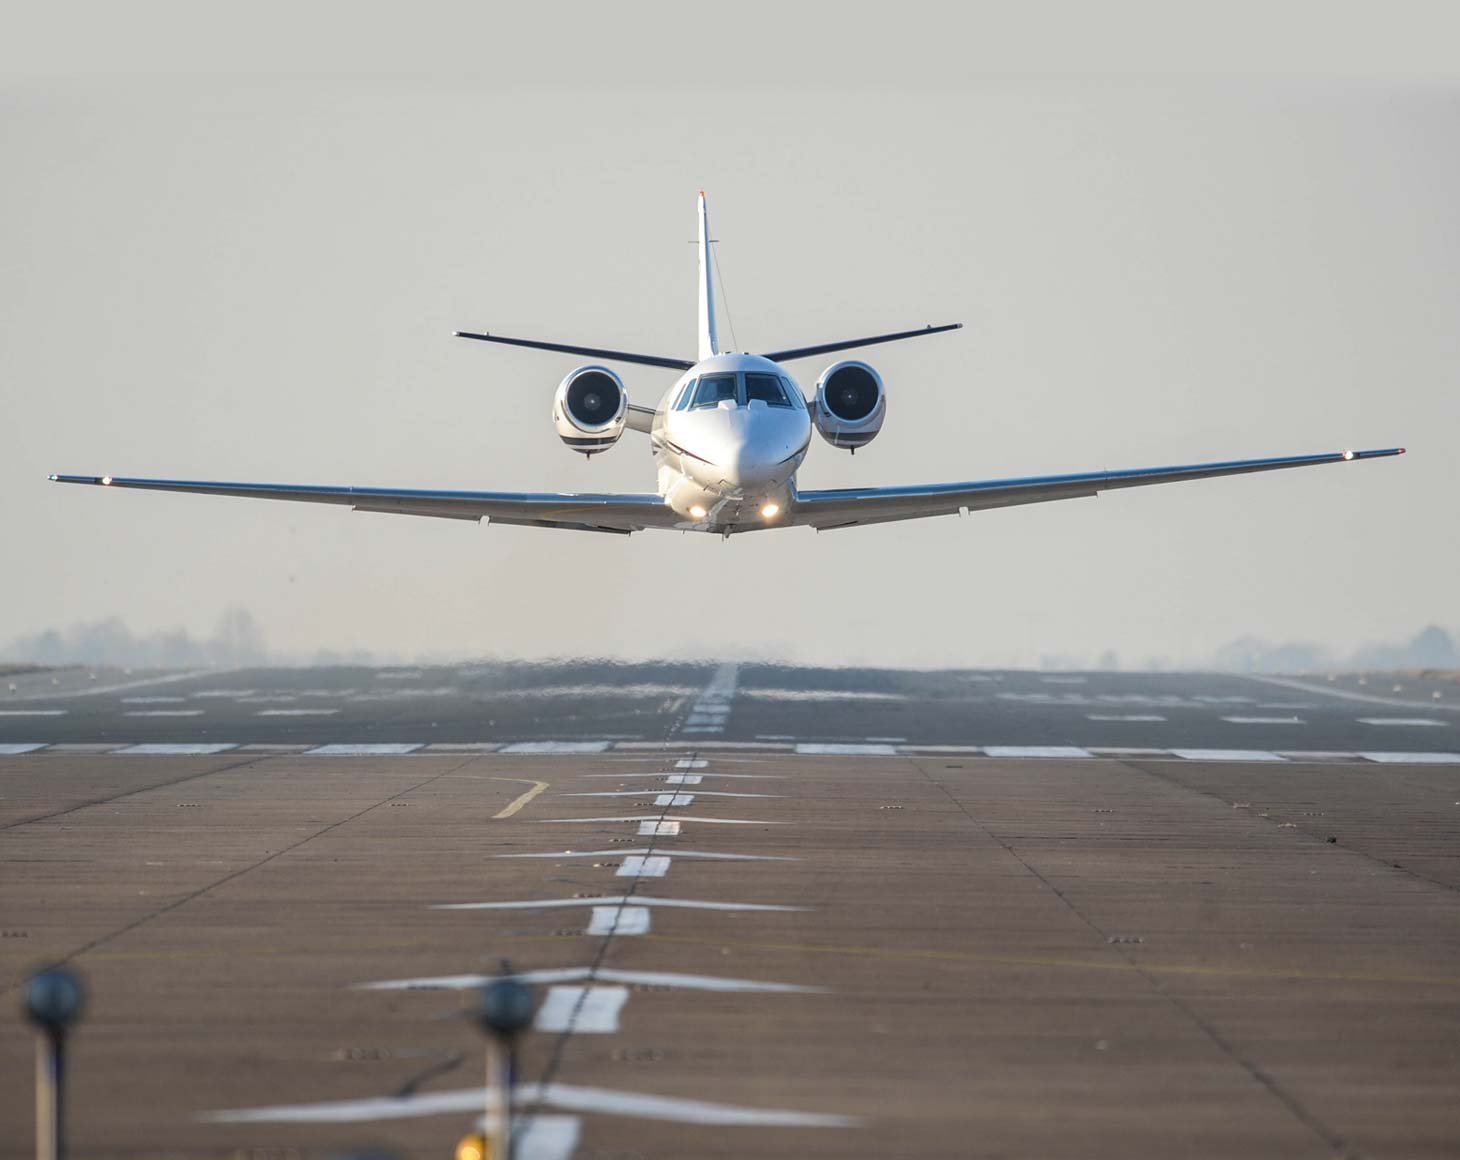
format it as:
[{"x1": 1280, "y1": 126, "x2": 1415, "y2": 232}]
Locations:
[
  {"x1": 791, "y1": 447, "x2": 1404, "y2": 531},
  {"x1": 49, "y1": 475, "x2": 682, "y2": 535}
]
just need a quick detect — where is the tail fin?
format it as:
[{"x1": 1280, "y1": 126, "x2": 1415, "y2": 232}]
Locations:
[{"x1": 697, "y1": 191, "x2": 719, "y2": 361}]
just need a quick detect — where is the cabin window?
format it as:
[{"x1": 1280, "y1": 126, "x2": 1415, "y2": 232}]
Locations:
[
  {"x1": 691, "y1": 374, "x2": 738, "y2": 409},
  {"x1": 745, "y1": 373, "x2": 793, "y2": 408}
]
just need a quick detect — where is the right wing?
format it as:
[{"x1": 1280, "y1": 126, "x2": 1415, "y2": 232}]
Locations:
[
  {"x1": 791, "y1": 447, "x2": 1405, "y2": 530},
  {"x1": 49, "y1": 475, "x2": 683, "y2": 535},
  {"x1": 455, "y1": 330, "x2": 694, "y2": 371}
]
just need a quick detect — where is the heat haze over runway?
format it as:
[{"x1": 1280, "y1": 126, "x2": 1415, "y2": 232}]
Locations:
[{"x1": 2, "y1": 663, "x2": 1458, "y2": 1158}]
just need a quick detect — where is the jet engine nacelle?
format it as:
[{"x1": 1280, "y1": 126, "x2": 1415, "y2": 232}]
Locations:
[
  {"x1": 553, "y1": 365, "x2": 627, "y2": 455},
  {"x1": 813, "y1": 360, "x2": 885, "y2": 451}
]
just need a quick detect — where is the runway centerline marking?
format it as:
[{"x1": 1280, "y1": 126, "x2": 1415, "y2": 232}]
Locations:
[
  {"x1": 588, "y1": 905, "x2": 650, "y2": 935},
  {"x1": 536, "y1": 986, "x2": 630, "y2": 1033},
  {"x1": 1358, "y1": 717, "x2": 1445, "y2": 727},
  {"x1": 492, "y1": 778, "x2": 551, "y2": 819},
  {"x1": 618, "y1": 854, "x2": 671, "y2": 878},
  {"x1": 1222, "y1": 716, "x2": 1306, "y2": 725}
]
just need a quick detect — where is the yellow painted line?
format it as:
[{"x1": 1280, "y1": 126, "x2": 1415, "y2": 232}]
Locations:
[
  {"x1": 640, "y1": 933, "x2": 1460, "y2": 989},
  {"x1": 492, "y1": 778, "x2": 549, "y2": 819}
]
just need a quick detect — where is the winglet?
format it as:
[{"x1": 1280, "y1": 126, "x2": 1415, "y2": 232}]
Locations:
[{"x1": 697, "y1": 191, "x2": 719, "y2": 361}]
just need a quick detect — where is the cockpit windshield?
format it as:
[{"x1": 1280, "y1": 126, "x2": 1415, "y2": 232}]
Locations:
[
  {"x1": 691, "y1": 374, "x2": 738, "y2": 409},
  {"x1": 745, "y1": 373, "x2": 793, "y2": 408}
]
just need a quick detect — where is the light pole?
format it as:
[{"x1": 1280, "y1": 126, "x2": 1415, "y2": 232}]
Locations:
[
  {"x1": 22, "y1": 966, "x2": 85, "y2": 1160},
  {"x1": 458, "y1": 971, "x2": 534, "y2": 1160}
]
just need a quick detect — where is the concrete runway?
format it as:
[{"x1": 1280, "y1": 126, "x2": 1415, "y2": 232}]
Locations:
[{"x1": 1, "y1": 664, "x2": 1458, "y2": 1158}]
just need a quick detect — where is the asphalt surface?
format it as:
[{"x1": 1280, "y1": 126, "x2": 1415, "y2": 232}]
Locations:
[
  {"x1": 1, "y1": 661, "x2": 1457, "y2": 753},
  {"x1": 1, "y1": 665, "x2": 1458, "y2": 1158}
]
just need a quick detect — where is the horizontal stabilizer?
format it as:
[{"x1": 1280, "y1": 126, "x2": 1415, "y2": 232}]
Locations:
[
  {"x1": 455, "y1": 331, "x2": 693, "y2": 371},
  {"x1": 760, "y1": 323, "x2": 962, "y2": 364}
]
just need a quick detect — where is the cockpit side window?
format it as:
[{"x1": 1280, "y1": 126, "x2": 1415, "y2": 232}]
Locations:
[
  {"x1": 779, "y1": 377, "x2": 806, "y2": 409},
  {"x1": 673, "y1": 378, "x2": 697, "y2": 410},
  {"x1": 692, "y1": 373, "x2": 739, "y2": 409},
  {"x1": 745, "y1": 373, "x2": 792, "y2": 408}
]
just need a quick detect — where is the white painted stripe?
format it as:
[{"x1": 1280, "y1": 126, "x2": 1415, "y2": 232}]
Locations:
[
  {"x1": 1222, "y1": 716, "x2": 1305, "y2": 724},
  {"x1": 653, "y1": 794, "x2": 694, "y2": 806},
  {"x1": 1359, "y1": 751, "x2": 1460, "y2": 764},
  {"x1": 434, "y1": 895, "x2": 807, "y2": 913},
  {"x1": 1169, "y1": 749, "x2": 1287, "y2": 762},
  {"x1": 680, "y1": 726, "x2": 724, "y2": 734},
  {"x1": 664, "y1": 774, "x2": 702, "y2": 784},
  {"x1": 502, "y1": 741, "x2": 612, "y2": 754},
  {"x1": 795, "y1": 743, "x2": 897, "y2": 755},
  {"x1": 639, "y1": 820, "x2": 680, "y2": 836},
  {"x1": 203, "y1": 1082, "x2": 856, "y2": 1128},
  {"x1": 124, "y1": 709, "x2": 203, "y2": 717},
  {"x1": 1087, "y1": 747, "x2": 1173, "y2": 757},
  {"x1": 520, "y1": 1083, "x2": 857, "y2": 1127},
  {"x1": 983, "y1": 745, "x2": 1093, "y2": 758},
  {"x1": 239, "y1": 695, "x2": 298, "y2": 703},
  {"x1": 112, "y1": 743, "x2": 238, "y2": 755},
  {"x1": 0, "y1": 742, "x2": 47, "y2": 754},
  {"x1": 756, "y1": 734, "x2": 797, "y2": 740},
  {"x1": 0, "y1": 709, "x2": 67, "y2": 716},
  {"x1": 360, "y1": 967, "x2": 824, "y2": 993},
  {"x1": 675, "y1": 759, "x2": 707, "y2": 768},
  {"x1": 121, "y1": 696, "x2": 187, "y2": 703},
  {"x1": 535, "y1": 985, "x2": 629, "y2": 1033},
  {"x1": 618, "y1": 855, "x2": 671, "y2": 878},
  {"x1": 587, "y1": 905, "x2": 651, "y2": 935},
  {"x1": 420, "y1": 742, "x2": 502, "y2": 752},
  {"x1": 496, "y1": 1115, "x2": 580, "y2": 1160},
  {"x1": 257, "y1": 708, "x2": 339, "y2": 716},
  {"x1": 306, "y1": 743, "x2": 424, "y2": 756},
  {"x1": 191, "y1": 689, "x2": 257, "y2": 697},
  {"x1": 497, "y1": 849, "x2": 795, "y2": 862},
  {"x1": 866, "y1": 736, "x2": 907, "y2": 742},
  {"x1": 1086, "y1": 714, "x2": 1167, "y2": 722},
  {"x1": 1358, "y1": 718, "x2": 1446, "y2": 727},
  {"x1": 542, "y1": 815, "x2": 784, "y2": 825},
  {"x1": 44, "y1": 742, "x2": 117, "y2": 753}
]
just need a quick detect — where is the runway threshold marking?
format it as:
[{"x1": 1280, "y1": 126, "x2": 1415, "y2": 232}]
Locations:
[
  {"x1": 536, "y1": 985, "x2": 629, "y2": 1033},
  {"x1": 588, "y1": 905, "x2": 650, "y2": 934},
  {"x1": 491, "y1": 778, "x2": 551, "y2": 818}
]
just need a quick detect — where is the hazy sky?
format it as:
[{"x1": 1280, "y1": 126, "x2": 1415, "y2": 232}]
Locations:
[{"x1": 3, "y1": 4, "x2": 1457, "y2": 667}]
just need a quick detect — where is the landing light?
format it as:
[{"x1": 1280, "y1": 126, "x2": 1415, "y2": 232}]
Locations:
[
  {"x1": 1342, "y1": 450, "x2": 1355, "y2": 461},
  {"x1": 760, "y1": 502, "x2": 781, "y2": 519},
  {"x1": 689, "y1": 505, "x2": 707, "y2": 520},
  {"x1": 101, "y1": 475, "x2": 113, "y2": 486},
  {"x1": 455, "y1": 1133, "x2": 487, "y2": 1160}
]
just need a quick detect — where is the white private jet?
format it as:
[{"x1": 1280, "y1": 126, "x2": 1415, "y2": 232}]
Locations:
[{"x1": 53, "y1": 193, "x2": 1402, "y2": 534}]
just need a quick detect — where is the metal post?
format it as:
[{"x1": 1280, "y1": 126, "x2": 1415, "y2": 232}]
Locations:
[
  {"x1": 22, "y1": 967, "x2": 84, "y2": 1160},
  {"x1": 472, "y1": 969, "x2": 535, "y2": 1160}
]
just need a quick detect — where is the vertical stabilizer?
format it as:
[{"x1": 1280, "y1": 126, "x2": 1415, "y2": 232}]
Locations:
[{"x1": 697, "y1": 191, "x2": 719, "y2": 360}]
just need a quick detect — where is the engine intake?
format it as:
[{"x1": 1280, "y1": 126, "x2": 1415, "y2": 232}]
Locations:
[
  {"x1": 813, "y1": 360, "x2": 885, "y2": 450},
  {"x1": 553, "y1": 365, "x2": 627, "y2": 454}
]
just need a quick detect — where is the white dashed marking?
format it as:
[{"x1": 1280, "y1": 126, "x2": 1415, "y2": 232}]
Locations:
[
  {"x1": 587, "y1": 906, "x2": 651, "y2": 935},
  {"x1": 675, "y1": 759, "x2": 708, "y2": 769},
  {"x1": 257, "y1": 708, "x2": 339, "y2": 716},
  {"x1": 123, "y1": 710, "x2": 204, "y2": 717},
  {"x1": 982, "y1": 746, "x2": 1093, "y2": 759},
  {"x1": 1086, "y1": 714, "x2": 1166, "y2": 722},
  {"x1": 639, "y1": 820, "x2": 680, "y2": 836},
  {"x1": 653, "y1": 793, "x2": 695, "y2": 806},
  {"x1": 1169, "y1": 749, "x2": 1287, "y2": 762},
  {"x1": 1358, "y1": 718, "x2": 1446, "y2": 727},
  {"x1": 112, "y1": 743, "x2": 238, "y2": 756},
  {"x1": 306, "y1": 743, "x2": 423, "y2": 756},
  {"x1": 0, "y1": 710, "x2": 67, "y2": 716},
  {"x1": 618, "y1": 855, "x2": 671, "y2": 878},
  {"x1": 1222, "y1": 716, "x2": 1305, "y2": 725},
  {"x1": 795, "y1": 743, "x2": 897, "y2": 755},
  {"x1": 0, "y1": 742, "x2": 48, "y2": 754},
  {"x1": 121, "y1": 696, "x2": 187, "y2": 704},
  {"x1": 535, "y1": 985, "x2": 630, "y2": 1033},
  {"x1": 502, "y1": 741, "x2": 613, "y2": 754},
  {"x1": 1359, "y1": 752, "x2": 1460, "y2": 764}
]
